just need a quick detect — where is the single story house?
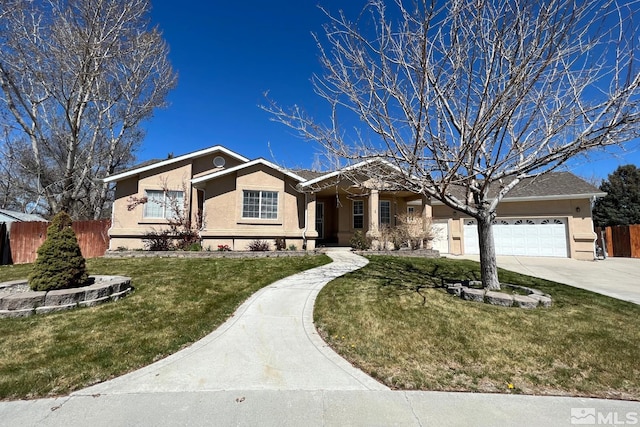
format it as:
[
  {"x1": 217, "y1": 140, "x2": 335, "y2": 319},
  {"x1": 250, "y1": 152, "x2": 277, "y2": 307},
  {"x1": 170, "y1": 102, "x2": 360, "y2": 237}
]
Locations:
[{"x1": 104, "y1": 145, "x2": 605, "y2": 259}]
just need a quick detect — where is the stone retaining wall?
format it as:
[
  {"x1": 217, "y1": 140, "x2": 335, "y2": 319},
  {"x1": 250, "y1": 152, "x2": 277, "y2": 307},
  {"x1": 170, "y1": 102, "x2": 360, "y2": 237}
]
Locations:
[
  {"x1": 0, "y1": 276, "x2": 132, "y2": 318},
  {"x1": 354, "y1": 249, "x2": 440, "y2": 258},
  {"x1": 445, "y1": 281, "x2": 552, "y2": 308},
  {"x1": 103, "y1": 250, "x2": 322, "y2": 259}
]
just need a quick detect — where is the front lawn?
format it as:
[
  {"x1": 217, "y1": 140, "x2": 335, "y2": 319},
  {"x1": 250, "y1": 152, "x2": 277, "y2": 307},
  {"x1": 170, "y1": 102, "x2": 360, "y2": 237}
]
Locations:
[
  {"x1": 0, "y1": 255, "x2": 330, "y2": 400},
  {"x1": 314, "y1": 255, "x2": 640, "y2": 400}
]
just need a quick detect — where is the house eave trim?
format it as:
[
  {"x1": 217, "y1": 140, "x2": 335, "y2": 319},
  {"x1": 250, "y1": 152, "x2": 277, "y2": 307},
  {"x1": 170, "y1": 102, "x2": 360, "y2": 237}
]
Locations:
[
  {"x1": 191, "y1": 159, "x2": 306, "y2": 186},
  {"x1": 103, "y1": 146, "x2": 250, "y2": 183},
  {"x1": 430, "y1": 192, "x2": 607, "y2": 205}
]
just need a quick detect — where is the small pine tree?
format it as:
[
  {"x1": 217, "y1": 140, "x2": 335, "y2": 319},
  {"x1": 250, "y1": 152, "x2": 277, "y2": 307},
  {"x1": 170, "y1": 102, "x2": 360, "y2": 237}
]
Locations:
[{"x1": 29, "y1": 211, "x2": 88, "y2": 291}]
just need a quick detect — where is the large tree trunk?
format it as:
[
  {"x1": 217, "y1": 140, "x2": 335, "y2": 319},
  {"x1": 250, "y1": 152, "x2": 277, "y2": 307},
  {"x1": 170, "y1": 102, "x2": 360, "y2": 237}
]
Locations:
[{"x1": 476, "y1": 214, "x2": 500, "y2": 290}]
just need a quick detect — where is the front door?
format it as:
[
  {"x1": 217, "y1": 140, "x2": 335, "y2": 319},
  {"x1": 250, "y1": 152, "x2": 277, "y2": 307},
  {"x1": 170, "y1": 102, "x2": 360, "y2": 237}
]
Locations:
[{"x1": 315, "y1": 202, "x2": 324, "y2": 239}]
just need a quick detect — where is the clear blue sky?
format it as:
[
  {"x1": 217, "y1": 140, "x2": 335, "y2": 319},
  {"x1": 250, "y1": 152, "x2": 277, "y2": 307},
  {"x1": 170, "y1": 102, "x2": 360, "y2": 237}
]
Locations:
[{"x1": 142, "y1": 0, "x2": 639, "y2": 182}]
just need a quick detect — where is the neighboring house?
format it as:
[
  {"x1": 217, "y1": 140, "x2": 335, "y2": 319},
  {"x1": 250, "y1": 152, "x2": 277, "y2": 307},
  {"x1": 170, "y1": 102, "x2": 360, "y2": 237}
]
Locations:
[
  {"x1": 0, "y1": 209, "x2": 47, "y2": 224},
  {"x1": 0, "y1": 209, "x2": 47, "y2": 265},
  {"x1": 104, "y1": 145, "x2": 605, "y2": 259}
]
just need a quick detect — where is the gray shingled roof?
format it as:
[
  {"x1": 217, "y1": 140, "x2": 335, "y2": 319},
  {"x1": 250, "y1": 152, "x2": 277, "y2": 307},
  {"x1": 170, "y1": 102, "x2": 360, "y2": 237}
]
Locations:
[
  {"x1": 440, "y1": 172, "x2": 605, "y2": 201},
  {"x1": 292, "y1": 170, "x2": 329, "y2": 181}
]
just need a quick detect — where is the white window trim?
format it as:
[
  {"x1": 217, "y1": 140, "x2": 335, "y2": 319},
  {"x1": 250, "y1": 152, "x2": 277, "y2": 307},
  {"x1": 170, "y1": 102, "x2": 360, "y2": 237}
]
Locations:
[
  {"x1": 241, "y1": 190, "x2": 279, "y2": 220},
  {"x1": 379, "y1": 200, "x2": 391, "y2": 226},
  {"x1": 353, "y1": 200, "x2": 364, "y2": 229},
  {"x1": 143, "y1": 189, "x2": 185, "y2": 220}
]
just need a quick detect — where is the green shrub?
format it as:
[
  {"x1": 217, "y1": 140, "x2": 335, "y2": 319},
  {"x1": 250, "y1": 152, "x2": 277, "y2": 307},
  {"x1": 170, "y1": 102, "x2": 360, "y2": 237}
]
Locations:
[
  {"x1": 29, "y1": 212, "x2": 88, "y2": 291},
  {"x1": 349, "y1": 230, "x2": 370, "y2": 250}
]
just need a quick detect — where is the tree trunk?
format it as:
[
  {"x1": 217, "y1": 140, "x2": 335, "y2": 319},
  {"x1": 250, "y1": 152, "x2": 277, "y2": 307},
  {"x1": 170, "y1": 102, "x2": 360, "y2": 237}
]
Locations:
[{"x1": 476, "y1": 214, "x2": 501, "y2": 290}]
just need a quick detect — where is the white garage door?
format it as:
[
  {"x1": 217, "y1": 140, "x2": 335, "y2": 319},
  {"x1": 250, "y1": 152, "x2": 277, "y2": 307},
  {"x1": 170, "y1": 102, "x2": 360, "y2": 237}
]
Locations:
[{"x1": 464, "y1": 218, "x2": 568, "y2": 257}]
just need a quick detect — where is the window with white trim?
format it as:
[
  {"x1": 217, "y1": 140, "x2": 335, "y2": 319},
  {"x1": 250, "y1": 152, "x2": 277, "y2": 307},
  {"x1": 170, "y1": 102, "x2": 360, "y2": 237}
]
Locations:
[
  {"x1": 380, "y1": 200, "x2": 391, "y2": 225},
  {"x1": 242, "y1": 190, "x2": 278, "y2": 219},
  {"x1": 353, "y1": 200, "x2": 364, "y2": 229},
  {"x1": 143, "y1": 190, "x2": 184, "y2": 219}
]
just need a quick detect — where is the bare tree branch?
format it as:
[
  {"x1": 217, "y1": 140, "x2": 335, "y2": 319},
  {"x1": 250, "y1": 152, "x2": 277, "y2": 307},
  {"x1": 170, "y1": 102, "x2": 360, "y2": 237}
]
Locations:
[
  {"x1": 264, "y1": 0, "x2": 640, "y2": 289},
  {"x1": 0, "y1": 0, "x2": 177, "y2": 219}
]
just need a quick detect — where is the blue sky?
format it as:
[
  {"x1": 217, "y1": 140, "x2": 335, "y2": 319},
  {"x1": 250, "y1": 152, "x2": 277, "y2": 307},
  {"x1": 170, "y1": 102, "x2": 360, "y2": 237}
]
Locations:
[{"x1": 143, "y1": 0, "x2": 639, "y2": 182}]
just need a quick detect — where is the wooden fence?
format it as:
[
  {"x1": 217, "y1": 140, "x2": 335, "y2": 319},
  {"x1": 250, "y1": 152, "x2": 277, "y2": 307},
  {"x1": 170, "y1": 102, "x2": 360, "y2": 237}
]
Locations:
[
  {"x1": 2, "y1": 219, "x2": 111, "y2": 265},
  {"x1": 595, "y1": 225, "x2": 640, "y2": 258}
]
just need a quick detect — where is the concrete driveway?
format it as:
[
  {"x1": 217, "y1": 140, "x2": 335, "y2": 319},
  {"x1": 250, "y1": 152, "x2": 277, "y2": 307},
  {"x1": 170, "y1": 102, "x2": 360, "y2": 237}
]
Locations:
[{"x1": 452, "y1": 254, "x2": 640, "y2": 305}]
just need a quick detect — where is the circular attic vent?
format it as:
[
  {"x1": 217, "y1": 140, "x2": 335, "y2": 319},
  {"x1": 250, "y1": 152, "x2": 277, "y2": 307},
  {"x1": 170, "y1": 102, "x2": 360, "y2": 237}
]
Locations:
[{"x1": 213, "y1": 156, "x2": 226, "y2": 167}]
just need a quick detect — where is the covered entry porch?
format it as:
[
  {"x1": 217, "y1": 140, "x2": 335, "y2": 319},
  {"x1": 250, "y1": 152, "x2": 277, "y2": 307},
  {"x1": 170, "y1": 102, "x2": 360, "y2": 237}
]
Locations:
[{"x1": 310, "y1": 186, "x2": 431, "y2": 247}]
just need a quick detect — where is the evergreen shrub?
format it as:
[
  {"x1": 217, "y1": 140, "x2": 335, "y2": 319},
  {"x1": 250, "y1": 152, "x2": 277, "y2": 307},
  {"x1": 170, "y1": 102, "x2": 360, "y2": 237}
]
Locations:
[{"x1": 29, "y1": 212, "x2": 88, "y2": 291}]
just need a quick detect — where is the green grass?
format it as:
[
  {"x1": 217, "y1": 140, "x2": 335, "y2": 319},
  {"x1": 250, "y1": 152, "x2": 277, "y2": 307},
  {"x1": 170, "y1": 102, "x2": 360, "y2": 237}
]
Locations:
[
  {"x1": 0, "y1": 255, "x2": 330, "y2": 400},
  {"x1": 314, "y1": 255, "x2": 640, "y2": 400}
]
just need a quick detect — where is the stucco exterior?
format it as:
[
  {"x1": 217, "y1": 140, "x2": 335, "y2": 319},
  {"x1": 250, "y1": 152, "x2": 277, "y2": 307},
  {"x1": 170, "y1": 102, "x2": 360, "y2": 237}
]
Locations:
[
  {"x1": 432, "y1": 197, "x2": 598, "y2": 260},
  {"x1": 104, "y1": 145, "x2": 603, "y2": 260}
]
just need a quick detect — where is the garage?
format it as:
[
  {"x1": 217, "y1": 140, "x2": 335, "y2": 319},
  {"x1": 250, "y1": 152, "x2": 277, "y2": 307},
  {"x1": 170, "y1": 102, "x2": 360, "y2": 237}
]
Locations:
[{"x1": 464, "y1": 218, "x2": 569, "y2": 257}]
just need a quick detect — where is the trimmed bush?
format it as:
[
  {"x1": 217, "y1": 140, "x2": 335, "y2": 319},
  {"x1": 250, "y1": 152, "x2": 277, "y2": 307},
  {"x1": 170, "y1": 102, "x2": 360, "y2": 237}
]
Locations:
[
  {"x1": 350, "y1": 230, "x2": 370, "y2": 250},
  {"x1": 248, "y1": 239, "x2": 271, "y2": 251},
  {"x1": 29, "y1": 212, "x2": 88, "y2": 291}
]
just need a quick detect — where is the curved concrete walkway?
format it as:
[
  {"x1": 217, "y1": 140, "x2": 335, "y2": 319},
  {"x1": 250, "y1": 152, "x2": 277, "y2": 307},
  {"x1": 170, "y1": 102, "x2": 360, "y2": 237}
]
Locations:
[
  {"x1": 81, "y1": 247, "x2": 385, "y2": 393},
  {"x1": 1, "y1": 249, "x2": 638, "y2": 426}
]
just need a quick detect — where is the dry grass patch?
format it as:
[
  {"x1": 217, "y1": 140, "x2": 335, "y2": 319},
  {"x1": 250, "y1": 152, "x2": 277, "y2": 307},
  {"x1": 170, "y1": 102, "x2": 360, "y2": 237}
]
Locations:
[
  {"x1": 0, "y1": 255, "x2": 330, "y2": 400},
  {"x1": 314, "y1": 256, "x2": 640, "y2": 400}
]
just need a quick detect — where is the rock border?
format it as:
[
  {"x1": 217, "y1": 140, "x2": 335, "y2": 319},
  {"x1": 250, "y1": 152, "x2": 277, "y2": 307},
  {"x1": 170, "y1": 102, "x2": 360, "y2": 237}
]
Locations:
[
  {"x1": 445, "y1": 280, "x2": 552, "y2": 309},
  {"x1": 0, "y1": 276, "x2": 133, "y2": 318},
  {"x1": 103, "y1": 250, "x2": 321, "y2": 259}
]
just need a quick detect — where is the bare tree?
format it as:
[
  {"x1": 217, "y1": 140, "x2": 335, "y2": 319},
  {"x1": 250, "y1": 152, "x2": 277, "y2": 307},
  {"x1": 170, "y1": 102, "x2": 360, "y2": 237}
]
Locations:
[
  {"x1": 0, "y1": 0, "x2": 177, "y2": 219},
  {"x1": 265, "y1": 0, "x2": 640, "y2": 290}
]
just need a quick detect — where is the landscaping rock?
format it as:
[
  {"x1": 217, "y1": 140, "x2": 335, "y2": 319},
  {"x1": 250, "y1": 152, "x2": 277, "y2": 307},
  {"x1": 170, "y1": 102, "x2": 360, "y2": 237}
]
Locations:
[
  {"x1": 527, "y1": 294, "x2": 552, "y2": 307},
  {"x1": 45, "y1": 288, "x2": 85, "y2": 307},
  {"x1": 443, "y1": 280, "x2": 551, "y2": 309},
  {"x1": 484, "y1": 291, "x2": 514, "y2": 307},
  {"x1": 0, "y1": 291, "x2": 46, "y2": 310},
  {"x1": 461, "y1": 288, "x2": 485, "y2": 302},
  {"x1": 446, "y1": 284, "x2": 463, "y2": 296},
  {"x1": 0, "y1": 276, "x2": 132, "y2": 318},
  {"x1": 512, "y1": 294, "x2": 539, "y2": 309},
  {"x1": 82, "y1": 282, "x2": 114, "y2": 306}
]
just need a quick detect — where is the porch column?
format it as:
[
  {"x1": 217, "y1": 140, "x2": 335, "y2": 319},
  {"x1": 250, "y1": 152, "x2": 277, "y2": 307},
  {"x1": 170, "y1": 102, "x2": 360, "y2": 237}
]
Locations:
[
  {"x1": 422, "y1": 195, "x2": 432, "y2": 249},
  {"x1": 422, "y1": 195, "x2": 432, "y2": 222},
  {"x1": 366, "y1": 189, "x2": 380, "y2": 238}
]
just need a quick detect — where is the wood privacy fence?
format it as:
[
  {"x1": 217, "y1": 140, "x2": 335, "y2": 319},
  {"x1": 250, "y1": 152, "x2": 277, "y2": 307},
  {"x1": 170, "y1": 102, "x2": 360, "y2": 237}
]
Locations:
[
  {"x1": 2, "y1": 219, "x2": 111, "y2": 265},
  {"x1": 595, "y1": 225, "x2": 640, "y2": 258}
]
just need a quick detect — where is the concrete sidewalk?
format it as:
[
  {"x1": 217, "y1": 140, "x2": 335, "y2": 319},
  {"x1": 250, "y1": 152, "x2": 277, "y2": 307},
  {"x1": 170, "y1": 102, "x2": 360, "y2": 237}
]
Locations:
[
  {"x1": 452, "y1": 254, "x2": 640, "y2": 305},
  {"x1": 1, "y1": 249, "x2": 638, "y2": 426}
]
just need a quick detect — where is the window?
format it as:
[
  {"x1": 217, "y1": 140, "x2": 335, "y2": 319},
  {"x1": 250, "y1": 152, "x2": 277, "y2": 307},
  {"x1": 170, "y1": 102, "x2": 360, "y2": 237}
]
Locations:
[
  {"x1": 380, "y1": 200, "x2": 391, "y2": 225},
  {"x1": 242, "y1": 190, "x2": 278, "y2": 219},
  {"x1": 143, "y1": 190, "x2": 184, "y2": 219},
  {"x1": 353, "y1": 200, "x2": 364, "y2": 229},
  {"x1": 407, "y1": 206, "x2": 415, "y2": 215}
]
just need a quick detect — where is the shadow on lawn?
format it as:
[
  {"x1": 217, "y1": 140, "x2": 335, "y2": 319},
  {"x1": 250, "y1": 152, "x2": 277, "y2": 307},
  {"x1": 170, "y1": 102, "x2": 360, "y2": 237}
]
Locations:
[{"x1": 358, "y1": 256, "x2": 483, "y2": 305}]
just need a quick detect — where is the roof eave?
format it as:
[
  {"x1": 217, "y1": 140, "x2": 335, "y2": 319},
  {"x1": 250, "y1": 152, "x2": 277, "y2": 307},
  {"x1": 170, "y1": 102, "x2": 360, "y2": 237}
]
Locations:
[
  {"x1": 103, "y1": 146, "x2": 250, "y2": 183},
  {"x1": 299, "y1": 158, "x2": 403, "y2": 189},
  {"x1": 430, "y1": 192, "x2": 607, "y2": 205},
  {"x1": 191, "y1": 159, "x2": 306, "y2": 187}
]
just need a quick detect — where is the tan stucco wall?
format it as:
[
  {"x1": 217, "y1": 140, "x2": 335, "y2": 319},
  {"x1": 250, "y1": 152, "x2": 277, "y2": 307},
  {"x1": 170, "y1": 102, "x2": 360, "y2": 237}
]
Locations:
[
  {"x1": 109, "y1": 160, "x2": 194, "y2": 250},
  {"x1": 431, "y1": 198, "x2": 597, "y2": 260},
  {"x1": 108, "y1": 153, "x2": 315, "y2": 251},
  {"x1": 198, "y1": 165, "x2": 312, "y2": 251}
]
